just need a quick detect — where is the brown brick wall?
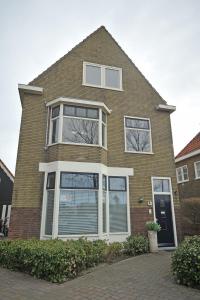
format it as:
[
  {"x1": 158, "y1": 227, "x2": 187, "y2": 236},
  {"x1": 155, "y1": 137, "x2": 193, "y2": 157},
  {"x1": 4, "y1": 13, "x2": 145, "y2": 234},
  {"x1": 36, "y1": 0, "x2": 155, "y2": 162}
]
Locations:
[
  {"x1": 9, "y1": 207, "x2": 41, "y2": 239},
  {"x1": 176, "y1": 154, "x2": 200, "y2": 199},
  {"x1": 11, "y1": 27, "x2": 180, "y2": 239},
  {"x1": 130, "y1": 207, "x2": 152, "y2": 236}
]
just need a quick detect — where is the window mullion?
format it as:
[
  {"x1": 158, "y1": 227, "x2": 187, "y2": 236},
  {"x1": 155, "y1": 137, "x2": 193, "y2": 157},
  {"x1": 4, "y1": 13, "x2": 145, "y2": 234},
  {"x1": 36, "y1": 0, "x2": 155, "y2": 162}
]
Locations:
[
  {"x1": 52, "y1": 171, "x2": 60, "y2": 239},
  {"x1": 58, "y1": 104, "x2": 63, "y2": 143},
  {"x1": 106, "y1": 176, "x2": 109, "y2": 235},
  {"x1": 99, "y1": 109, "x2": 102, "y2": 147},
  {"x1": 98, "y1": 171, "x2": 103, "y2": 239}
]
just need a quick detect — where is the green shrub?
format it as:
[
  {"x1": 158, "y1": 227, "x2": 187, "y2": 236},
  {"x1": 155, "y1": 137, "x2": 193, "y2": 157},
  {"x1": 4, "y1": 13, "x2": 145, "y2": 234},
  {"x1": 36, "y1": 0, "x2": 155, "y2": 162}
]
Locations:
[
  {"x1": 105, "y1": 242, "x2": 123, "y2": 262},
  {"x1": 124, "y1": 235, "x2": 149, "y2": 256},
  {"x1": 146, "y1": 221, "x2": 161, "y2": 232},
  {"x1": 0, "y1": 239, "x2": 107, "y2": 283},
  {"x1": 172, "y1": 235, "x2": 200, "y2": 287}
]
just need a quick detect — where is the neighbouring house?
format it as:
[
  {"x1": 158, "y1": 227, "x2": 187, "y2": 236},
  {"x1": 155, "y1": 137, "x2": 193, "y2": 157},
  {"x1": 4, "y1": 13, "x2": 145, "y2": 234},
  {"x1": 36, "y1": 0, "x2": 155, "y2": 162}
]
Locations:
[
  {"x1": 9, "y1": 26, "x2": 181, "y2": 248},
  {"x1": 175, "y1": 132, "x2": 200, "y2": 235},
  {"x1": 0, "y1": 159, "x2": 14, "y2": 234}
]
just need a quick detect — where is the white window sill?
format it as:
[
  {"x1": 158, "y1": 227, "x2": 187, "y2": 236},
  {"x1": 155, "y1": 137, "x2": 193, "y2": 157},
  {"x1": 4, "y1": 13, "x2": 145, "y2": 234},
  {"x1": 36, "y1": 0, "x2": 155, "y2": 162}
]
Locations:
[
  {"x1": 195, "y1": 177, "x2": 200, "y2": 180},
  {"x1": 47, "y1": 142, "x2": 108, "y2": 150},
  {"x1": 82, "y1": 83, "x2": 123, "y2": 92},
  {"x1": 125, "y1": 151, "x2": 154, "y2": 155},
  {"x1": 177, "y1": 179, "x2": 189, "y2": 184}
]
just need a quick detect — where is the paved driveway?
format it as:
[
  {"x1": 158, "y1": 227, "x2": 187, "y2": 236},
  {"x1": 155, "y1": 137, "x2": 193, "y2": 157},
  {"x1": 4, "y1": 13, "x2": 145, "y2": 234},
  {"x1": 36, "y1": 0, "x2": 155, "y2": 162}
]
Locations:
[{"x1": 0, "y1": 251, "x2": 199, "y2": 300}]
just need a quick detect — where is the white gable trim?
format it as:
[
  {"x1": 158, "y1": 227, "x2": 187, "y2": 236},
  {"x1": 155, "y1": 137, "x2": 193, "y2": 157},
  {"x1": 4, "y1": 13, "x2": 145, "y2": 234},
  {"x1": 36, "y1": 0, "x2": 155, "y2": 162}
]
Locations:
[
  {"x1": 18, "y1": 84, "x2": 43, "y2": 95},
  {"x1": 156, "y1": 104, "x2": 176, "y2": 113},
  {"x1": 175, "y1": 149, "x2": 200, "y2": 163},
  {"x1": 46, "y1": 97, "x2": 112, "y2": 114}
]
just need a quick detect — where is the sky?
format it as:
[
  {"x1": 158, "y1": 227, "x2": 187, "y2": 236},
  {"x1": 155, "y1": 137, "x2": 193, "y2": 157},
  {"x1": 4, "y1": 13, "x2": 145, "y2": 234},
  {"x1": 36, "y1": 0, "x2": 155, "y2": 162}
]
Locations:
[{"x1": 0, "y1": 0, "x2": 200, "y2": 174}]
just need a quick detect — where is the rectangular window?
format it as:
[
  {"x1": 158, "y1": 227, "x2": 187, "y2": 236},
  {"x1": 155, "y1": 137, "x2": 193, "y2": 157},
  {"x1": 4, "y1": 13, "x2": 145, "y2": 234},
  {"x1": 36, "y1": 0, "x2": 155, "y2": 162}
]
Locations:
[
  {"x1": 109, "y1": 176, "x2": 127, "y2": 233},
  {"x1": 63, "y1": 105, "x2": 99, "y2": 145},
  {"x1": 102, "y1": 175, "x2": 107, "y2": 233},
  {"x1": 194, "y1": 161, "x2": 200, "y2": 179},
  {"x1": 50, "y1": 106, "x2": 60, "y2": 144},
  {"x1": 176, "y1": 165, "x2": 189, "y2": 183},
  {"x1": 125, "y1": 117, "x2": 152, "y2": 153},
  {"x1": 45, "y1": 173, "x2": 55, "y2": 235},
  {"x1": 83, "y1": 62, "x2": 122, "y2": 90},
  {"x1": 58, "y1": 172, "x2": 99, "y2": 235},
  {"x1": 102, "y1": 111, "x2": 107, "y2": 148}
]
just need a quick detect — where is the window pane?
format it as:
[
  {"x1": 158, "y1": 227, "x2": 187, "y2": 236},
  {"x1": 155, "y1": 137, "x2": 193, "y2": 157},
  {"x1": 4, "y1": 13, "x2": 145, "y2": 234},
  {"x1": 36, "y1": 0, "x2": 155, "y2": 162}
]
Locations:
[
  {"x1": 102, "y1": 111, "x2": 106, "y2": 123},
  {"x1": 87, "y1": 108, "x2": 98, "y2": 119},
  {"x1": 76, "y1": 107, "x2": 87, "y2": 118},
  {"x1": 126, "y1": 129, "x2": 151, "y2": 152},
  {"x1": 109, "y1": 191, "x2": 127, "y2": 232},
  {"x1": 51, "y1": 118, "x2": 59, "y2": 143},
  {"x1": 177, "y1": 168, "x2": 183, "y2": 182},
  {"x1": 45, "y1": 190, "x2": 54, "y2": 235},
  {"x1": 58, "y1": 190, "x2": 98, "y2": 235},
  {"x1": 103, "y1": 175, "x2": 107, "y2": 190},
  {"x1": 109, "y1": 177, "x2": 126, "y2": 191},
  {"x1": 85, "y1": 65, "x2": 101, "y2": 86},
  {"x1": 105, "y1": 68, "x2": 120, "y2": 89},
  {"x1": 183, "y1": 166, "x2": 188, "y2": 180},
  {"x1": 63, "y1": 105, "x2": 75, "y2": 116},
  {"x1": 46, "y1": 172, "x2": 55, "y2": 189},
  {"x1": 60, "y1": 173, "x2": 98, "y2": 189},
  {"x1": 153, "y1": 179, "x2": 170, "y2": 193},
  {"x1": 52, "y1": 106, "x2": 60, "y2": 118},
  {"x1": 103, "y1": 191, "x2": 107, "y2": 233},
  {"x1": 102, "y1": 123, "x2": 106, "y2": 147},
  {"x1": 125, "y1": 118, "x2": 149, "y2": 129},
  {"x1": 62, "y1": 118, "x2": 98, "y2": 144},
  {"x1": 196, "y1": 162, "x2": 200, "y2": 178}
]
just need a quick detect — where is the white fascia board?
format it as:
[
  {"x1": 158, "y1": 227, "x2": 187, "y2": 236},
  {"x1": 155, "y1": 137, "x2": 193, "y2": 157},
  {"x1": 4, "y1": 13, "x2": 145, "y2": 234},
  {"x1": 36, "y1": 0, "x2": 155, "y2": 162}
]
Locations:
[
  {"x1": 39, "y1": 161, "x2": 134, "y2": 176},
  {"x1": 156, "y1": 104, "x2": 176, "y2": 113},
  {"x1": 175, "y1": 149, "x2": 200, "y2": 163},
  {"x1": 18, "y1": 84, "x2": 43, "y2": 95},
  {"x1": 0, "y1": 161, "x2": 14, "y2": 182},
  {"x1": 46, "y1": 97, "x2": 112, "y2": 114}
]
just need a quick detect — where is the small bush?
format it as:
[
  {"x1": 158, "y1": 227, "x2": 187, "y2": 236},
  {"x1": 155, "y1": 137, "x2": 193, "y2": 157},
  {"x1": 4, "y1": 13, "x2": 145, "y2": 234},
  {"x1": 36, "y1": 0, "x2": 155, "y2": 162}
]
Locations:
[
  {"x1": 0, "y1": 239, "x2": 107, "y2": 283},
  {"x1": 172, "y1": 235, "x2": 200, "y2": 288},
  {"x1": 124, "y1": 235, "x2": 149, "y2": 256},
  {"x1": 105, "y1": 242, "x2": 123, "y2": 262}
]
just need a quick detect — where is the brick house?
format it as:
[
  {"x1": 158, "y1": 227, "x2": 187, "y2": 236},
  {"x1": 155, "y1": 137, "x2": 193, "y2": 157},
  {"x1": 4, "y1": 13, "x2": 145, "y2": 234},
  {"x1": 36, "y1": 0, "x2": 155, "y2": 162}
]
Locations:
[
  {"x1": 175, "y1": 132, "x2": 200, "y2": 235},
  {"x1": 10, "y1": 26, "x2": 181, "y2": 248},
  {"x1": 0, "y1": 159, "x2": 14, "y2": 230}
]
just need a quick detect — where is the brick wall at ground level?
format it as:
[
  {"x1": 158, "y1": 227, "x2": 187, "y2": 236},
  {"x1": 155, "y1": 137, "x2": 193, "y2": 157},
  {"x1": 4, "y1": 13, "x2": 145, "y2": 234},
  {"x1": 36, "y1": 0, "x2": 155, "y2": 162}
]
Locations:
[{"x1": 9, "y1": 208, "x2": 41, "y2": 239}]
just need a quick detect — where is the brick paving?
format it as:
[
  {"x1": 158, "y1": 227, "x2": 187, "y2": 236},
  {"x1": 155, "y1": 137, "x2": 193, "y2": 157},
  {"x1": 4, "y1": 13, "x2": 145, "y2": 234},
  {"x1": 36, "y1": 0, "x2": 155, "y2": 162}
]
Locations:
[{"x1": 0, "y1": 251, "x2": 199, "y2": 300}]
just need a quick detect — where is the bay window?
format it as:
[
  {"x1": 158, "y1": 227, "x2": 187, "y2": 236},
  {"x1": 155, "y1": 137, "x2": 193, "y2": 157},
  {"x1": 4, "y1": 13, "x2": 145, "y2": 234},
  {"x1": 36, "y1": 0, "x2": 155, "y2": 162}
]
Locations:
[
  {"x1": 43, "y1": 171, "x2": 129, "y2": 239},
  {"x1": 49, "y1": 104, "x2": 107, "y2": 147}
]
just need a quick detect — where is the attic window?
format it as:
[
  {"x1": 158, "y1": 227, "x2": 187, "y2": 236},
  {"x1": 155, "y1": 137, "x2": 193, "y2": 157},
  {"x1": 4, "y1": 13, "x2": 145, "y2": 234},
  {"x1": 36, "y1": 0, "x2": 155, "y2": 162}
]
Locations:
[{"x1": 83, "y1": 62, "x2": 122, "y2": 91}]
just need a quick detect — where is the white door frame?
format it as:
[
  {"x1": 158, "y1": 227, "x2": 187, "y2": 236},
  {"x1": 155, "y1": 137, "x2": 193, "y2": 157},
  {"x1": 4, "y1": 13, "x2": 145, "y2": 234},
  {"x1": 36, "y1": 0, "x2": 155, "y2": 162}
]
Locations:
[{"x1": 151, "y1": 176, "x2": 178, "y2": 248}]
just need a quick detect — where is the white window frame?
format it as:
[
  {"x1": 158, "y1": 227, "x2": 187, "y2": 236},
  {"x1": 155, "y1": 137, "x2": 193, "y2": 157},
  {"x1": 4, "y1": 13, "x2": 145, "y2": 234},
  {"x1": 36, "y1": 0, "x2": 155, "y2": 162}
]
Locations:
[
  {"x1": 124, "y1": 116, "x2": 153, "y2": 154},
  {"x1": 48, "y1": 104, "x2": 107, "y2": 150},
  {"x1": 39, "y1": 161, "x2": 133, "y2": 242},
  {"x1": 194, "y1": 161, "x2": 200, "y2": 179},
  {"x1": 176, "y1": 165, "x2": 189, "y2": 183},
  {"x1": 151, "y1": 176, "x2": 178, "y2": 248},
  {"x1": 82, "y1": 62, "x2": 123, "y2": 91}
]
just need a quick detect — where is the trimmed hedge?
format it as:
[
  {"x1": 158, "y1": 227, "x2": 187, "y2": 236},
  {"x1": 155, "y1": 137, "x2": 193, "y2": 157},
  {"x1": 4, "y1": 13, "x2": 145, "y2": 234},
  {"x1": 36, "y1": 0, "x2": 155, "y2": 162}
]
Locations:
[
  {"x1": 0, "y1": 235, "x2": 149, "y2": 283},
  {"x1": 0, "y1": 239, "x2": 107, "y2": 283},
  {"x1": 172, "y1": 235, "x2": 200, "y2": 288},
  {"x1": 124, "y1": 235, "x2": 149, "y2": 256}
]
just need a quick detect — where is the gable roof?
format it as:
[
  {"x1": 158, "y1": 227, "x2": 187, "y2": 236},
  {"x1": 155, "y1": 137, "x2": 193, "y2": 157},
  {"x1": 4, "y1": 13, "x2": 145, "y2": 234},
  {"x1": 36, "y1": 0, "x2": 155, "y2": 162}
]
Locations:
[
  {"x1": 175, "y1": 132, "x2": 200, "y2": 160},
  {"x1": 0, "y1": 160, "x2": 14, "y2": 182},
  {"x1": 29, "y1": 26, "x2": 167, "y2": 104}
]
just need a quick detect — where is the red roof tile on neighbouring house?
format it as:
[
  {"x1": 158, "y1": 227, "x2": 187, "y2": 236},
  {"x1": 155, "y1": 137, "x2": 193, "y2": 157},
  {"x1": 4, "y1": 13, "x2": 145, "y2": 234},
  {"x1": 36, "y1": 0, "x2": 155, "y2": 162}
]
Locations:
[{"x1": 175, "y1": 132, "x2": 200, "y2": 159}]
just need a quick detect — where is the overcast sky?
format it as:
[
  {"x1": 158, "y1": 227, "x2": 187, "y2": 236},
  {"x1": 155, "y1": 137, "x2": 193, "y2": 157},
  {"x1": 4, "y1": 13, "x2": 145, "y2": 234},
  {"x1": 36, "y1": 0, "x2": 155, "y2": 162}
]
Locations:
[{"x1": 1, "y1": 0, "x2": 200, "y2": 173}]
